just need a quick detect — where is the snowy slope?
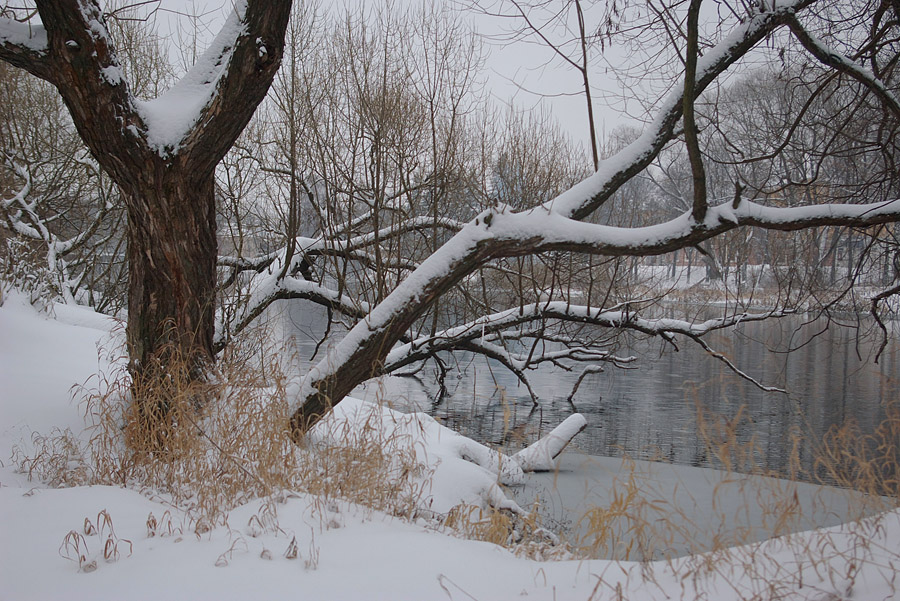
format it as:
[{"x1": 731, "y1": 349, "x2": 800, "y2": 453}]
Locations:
[{"x1": 1, "y1": 292, "x2": 898, "y2": 601}]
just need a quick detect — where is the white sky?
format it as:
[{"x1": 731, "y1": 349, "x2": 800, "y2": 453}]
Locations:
[
  {"x1": 10, "y1": 1, "x2": 774, "y2": 156},
  {"x1": 149, "y1": 0, "x2": 642, "y2": 151}
]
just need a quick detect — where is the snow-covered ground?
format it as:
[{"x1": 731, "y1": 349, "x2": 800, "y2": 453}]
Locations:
[{"x1": 1, "y1": 292, "x2": 898, "y2": 601}]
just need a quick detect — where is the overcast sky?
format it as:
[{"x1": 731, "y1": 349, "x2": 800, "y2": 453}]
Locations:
[{"x1": 147, "y1": 0, "x2": 643, "y2": 151}]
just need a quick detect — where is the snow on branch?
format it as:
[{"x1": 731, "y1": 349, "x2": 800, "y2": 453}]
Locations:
[
  {"x1": 1, "y1": 154, "x2": 33, "y2": 213},
  {"x1": 786, "y1": 15, "x2": 900, "y2": 121},
  {"x1": 337, "y1": 216, "x2": 466, "y2": 254},
  {"x1": 513, "y1": 413, "x2": 587, "y2": 472},
  {"x1": 289, "y1": 0, "x2": 896, "y2": 430},
  {"x1": 134, "y1": 2, "x2": 249, "y2": 155},
  {"x1": 214, "y1": 263, "x2": 369, "y2": 352},
  {"x1": 378, "y1": 299, "x2": 785, "y2": 399},
  {"x1": 1, "y1": 154, "x2": 112, "y2": 305},
  {"x1": 386, "y1": 301, "x2": 784, "y2": 370},
  {"x1": 291, "y1": 194, "x2": 899, "y2": 429},
  {"x1": 218, "y1": 216, "x2": 465, "y2": 277},
  {"x1": 542, "y1": 0, "x2": 816, "y2": 221},
  {"x1": 0, "y1": 15, "x2": 50, "y2": 79},
  {"x1": 160, "y1": 1, "x2": 290, "y2": 170},
  {"x1": 488, "y1": 198, "x2": 900, "y2": 258}
]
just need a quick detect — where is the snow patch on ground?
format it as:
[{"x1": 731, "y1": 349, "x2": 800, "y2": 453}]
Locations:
[{"x1": 2, "y1": 291, "x2": 899, "y2": 600}]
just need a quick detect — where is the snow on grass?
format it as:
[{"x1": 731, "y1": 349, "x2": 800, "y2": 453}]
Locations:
[{"x1": 1, "y1": 291, "x2": 899, "y2": 600}]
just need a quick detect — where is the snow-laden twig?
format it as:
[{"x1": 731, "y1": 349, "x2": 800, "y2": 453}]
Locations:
[{"x1": 1, "y1": 154, "x2": 112, "y2": 305}]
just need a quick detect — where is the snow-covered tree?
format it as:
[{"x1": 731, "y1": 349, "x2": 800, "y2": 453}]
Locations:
[
  {"x1": 2, "y1": 0, "x2": 898, "y2": 441},
  {"x1": 1, "y1": 1, "x2": 292, "y2": 425}
]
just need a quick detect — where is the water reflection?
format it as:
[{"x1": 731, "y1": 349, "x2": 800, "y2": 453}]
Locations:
[{"x1": 283, "y1": 302, "x2": 899, "y2": 483}]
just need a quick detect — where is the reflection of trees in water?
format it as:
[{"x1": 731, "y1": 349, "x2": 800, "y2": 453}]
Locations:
[{"x1": 297, "y1": 312, "x2": 897, "y2": 484}]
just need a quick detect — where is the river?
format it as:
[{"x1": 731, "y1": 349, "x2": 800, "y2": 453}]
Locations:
[
  {"x1": 283, "y1": 302, "x2": 898, "y2": 558},
  {"x1": 283, "y1": 302, "x2": 899, "y2": 483}
]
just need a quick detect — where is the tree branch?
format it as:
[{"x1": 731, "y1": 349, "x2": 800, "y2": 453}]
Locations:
[
  {"x1": 0, "y1": 17, "x2": 52, "y2": 80},
  {"x1": 683, "y1": 0, "x2": 708, "y2": 223},
  {"x1": 175, "y1": 0, "x2": 292, "y2": 174},
  {"x1": 28, "y1": 0, "x2": 149, "y2": 183},
  {"x1": 786, "y1": 14, "x2": 900, "y2": 122}
]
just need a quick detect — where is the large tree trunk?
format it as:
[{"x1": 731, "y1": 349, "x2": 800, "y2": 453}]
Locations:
[
  {"x1": 122, "y1": 167, "x2": 218, "y2": 377},
  {"x1": 0, "y1": 0, "x2": 291, "y2": 440},
  {"x1": 116, "y1": 162, "x2": 219, "y2": 447}
]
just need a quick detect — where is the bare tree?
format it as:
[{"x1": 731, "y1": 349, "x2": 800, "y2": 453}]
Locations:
[
  {"x1": 1, "y1": 61, "x2": 125, "y2": 311},
  {"x1": 464, "y1": 0, "x2": 605, "y2": 170}
]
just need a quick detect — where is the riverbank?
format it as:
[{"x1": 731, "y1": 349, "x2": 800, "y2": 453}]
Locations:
[{"x1": 2, "y1": 293, "x2": 898, "y2": 600}]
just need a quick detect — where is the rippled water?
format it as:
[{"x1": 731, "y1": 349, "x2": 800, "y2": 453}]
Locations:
[{"x1": 284, "y1": 303, "x2": 899, "y2": 482}]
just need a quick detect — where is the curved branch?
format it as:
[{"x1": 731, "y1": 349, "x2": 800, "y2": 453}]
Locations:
[
  {"x1": 28, "y1": 0, "x2": 149, "y2": 182},
  {"x1": 457, "y1": 339, "x2": 540, "y2": 405},
  {"x1": 687, "y1": 334, "x2": 787, "y2": 393},
  {"x1": 291, "y1": 194, "x2": 900, "y2": 433},
  {"x1": 870, "y1": 281, "x2": 900, "y2": 363},
  {"x1": 214, "y1": 276, "x2": 369, "y2": 353},
  {"x1": 786, "y1": 14, "x2": 900, "y2": 121}
]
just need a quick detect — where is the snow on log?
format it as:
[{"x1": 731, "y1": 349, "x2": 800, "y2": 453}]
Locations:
[{"x1": 514, "y1": 413, "x2": 587, "y2": 472}]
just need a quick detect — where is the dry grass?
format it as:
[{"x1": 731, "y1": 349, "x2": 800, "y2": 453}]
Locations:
[
  {"x1": 443, "y1": 503, "x2": 573, "y2": 561},
  {"x1": 9, "y1": 324, "x2": 900, "y2": 599},
  {"x1": 811, "y1": 399, "x2": 899, "y2": 499},
  {"x1": 68, "y1": 336, "x2": 302, "y2": 527},
  {"x1": 11, "y1": 328, "x2": 528, "y2": 548},
  {"x1": 11, "y1": 328, "x2": 417, "y2": 526},
  {"x1": 298, "y1": 398, "x2": 435, "y2": 522}
]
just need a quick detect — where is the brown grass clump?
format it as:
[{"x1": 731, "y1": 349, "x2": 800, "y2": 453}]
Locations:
[
  {"x1": 11, "y1": 327, "x2": 437, "y2": 530},
  {"x1": 443, "y1": 503, "x2": 572, "y2": 560},
  {"x1": 812, "y1": 399, "x2": 900, "y2": 499},
  {"x1": 73, "y1": 337, "x2": 301, "y2": 526},
  {"x1": 298, "y1": 405, "x2": 434, "y2": 521},
  {"x1": 12, "y1": 428, "x2": 90, "y2": 487}
]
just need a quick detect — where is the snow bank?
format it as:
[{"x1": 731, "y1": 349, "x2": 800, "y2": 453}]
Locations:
[
  {"x1": 3, "y1": 289, "x2": 899, "y2": 601},
  {"x1": 0, "y1": 291, "x2": 117, "y2": 458},
  {"x1": 309, "y1": 397, "x2": 527, "y2": 514}
]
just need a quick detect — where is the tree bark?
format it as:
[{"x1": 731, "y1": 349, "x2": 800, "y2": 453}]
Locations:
[{"x1": 121, "y1": 165, "x2": 218, "y2": 374}]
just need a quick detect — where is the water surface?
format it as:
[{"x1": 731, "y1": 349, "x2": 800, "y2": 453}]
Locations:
[{"x1": 284, "y1": 303, "x2": 899, "y2": 481}]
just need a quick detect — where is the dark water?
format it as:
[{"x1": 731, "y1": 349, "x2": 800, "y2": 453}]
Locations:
[{"x1": 284, "y1": 302, "x2": 899, "y2": 483}]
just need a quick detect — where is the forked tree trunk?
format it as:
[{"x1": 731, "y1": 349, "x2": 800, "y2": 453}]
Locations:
[{"x1": 0, "y1": 0, "x2": 292, "y2": 438}]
